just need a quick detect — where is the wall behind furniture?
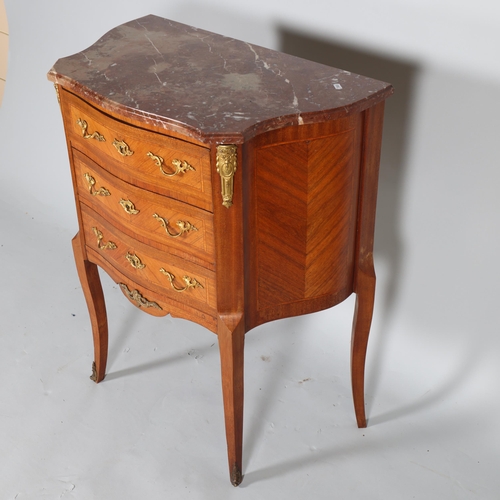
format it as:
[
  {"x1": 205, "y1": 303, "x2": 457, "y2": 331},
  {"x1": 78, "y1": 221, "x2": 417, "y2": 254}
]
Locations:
[
  {"x1": 1, "y1": 0, "x2": 499, "y2": 423},
  {"x1": 0, "y1": 0, "x2": 8, "y2": 105}
]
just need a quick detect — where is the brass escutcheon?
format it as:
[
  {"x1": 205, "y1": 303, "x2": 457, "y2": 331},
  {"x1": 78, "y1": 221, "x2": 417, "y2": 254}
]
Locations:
[
  {"x1": 125, "y1": 252, "x2": 145, "y2": 269},
  {"x1": 152, "y1": 213, "x2": 198, "y2": 238},
  {"x1": 159, "y1": 268, "x2": 203, "y2": 293},
  {"x1": 119, "y1": 199, "x2": 139, "y2": 215},
  {"x1": 113, "y1": 139, "x2": 134, "y2": 156}
]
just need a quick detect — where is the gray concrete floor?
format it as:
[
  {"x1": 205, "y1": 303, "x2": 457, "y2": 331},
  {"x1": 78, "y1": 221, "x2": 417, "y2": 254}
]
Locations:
[{"x1": 0, "y1": 198, "x2": 498, "y2": 499}]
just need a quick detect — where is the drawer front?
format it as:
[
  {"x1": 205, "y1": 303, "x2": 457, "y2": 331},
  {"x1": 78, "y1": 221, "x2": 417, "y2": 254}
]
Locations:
[
  {"x1": 74, "y1": 149, "x2": 215, "y2": 269},
  {"x1": 87, "y1": 243, "x2": 217, "y2": 333},
  {"x1": 63, "y1": 91, "x2": 212, "y2": 211},
  {"x1": 82, "y1": 205, "x2": 217, "y2": 314}
]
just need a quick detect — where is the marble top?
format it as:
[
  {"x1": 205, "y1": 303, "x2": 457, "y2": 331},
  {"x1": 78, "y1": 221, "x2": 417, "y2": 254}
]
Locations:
[{"x1": 48, "y1": 15, "x2": 393, "y2": 143}]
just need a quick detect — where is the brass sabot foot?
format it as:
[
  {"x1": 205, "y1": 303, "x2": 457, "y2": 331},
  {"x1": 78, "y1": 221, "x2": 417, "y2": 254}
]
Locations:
[
  {"x1": 90, "y1": 361, "x2": 98, "y2": 382},
  {"x1": 230, "y1": 464, "x2": 243, "y2": 487}
]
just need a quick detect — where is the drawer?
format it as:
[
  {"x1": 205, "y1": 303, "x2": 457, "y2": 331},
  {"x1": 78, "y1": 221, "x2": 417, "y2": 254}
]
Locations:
[
  {"x1": 63, "y1": 91, "x2": 213, "y2": 211},
  {"x1": 73, "y1": 149, "x2": 215, "y2": 270},
  {"x1": 87, "y1": 241, "x2": 217, "y2": 333},
  {"x1": 82, "y1": 204, "x2": 217, "y2": 315}
]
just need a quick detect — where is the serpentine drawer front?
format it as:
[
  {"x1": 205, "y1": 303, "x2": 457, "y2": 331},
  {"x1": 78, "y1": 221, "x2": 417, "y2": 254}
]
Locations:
[
  {"x1": 48, "y1": 15, "x2": 393, "y2": 487},
  {"x1": 73, "y1": 150, "x2": 215, "y2": 268},
  {"x1": 64, "y1": 91, "x2": 213, "y2": 211},
  {"x1": 81, "y1": 205, "x2": 217, "y2": 314}
]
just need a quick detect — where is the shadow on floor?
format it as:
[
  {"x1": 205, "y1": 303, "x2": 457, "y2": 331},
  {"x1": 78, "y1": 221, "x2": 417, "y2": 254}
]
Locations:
[{"x1": 278, "y1": 26, "x2": 419, "y2": 406}]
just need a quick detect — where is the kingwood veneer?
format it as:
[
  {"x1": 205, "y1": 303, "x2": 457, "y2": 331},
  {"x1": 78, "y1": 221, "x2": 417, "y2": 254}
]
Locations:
[{"x1": 48, "y1": 15, "x2": 393, "y2": 486}]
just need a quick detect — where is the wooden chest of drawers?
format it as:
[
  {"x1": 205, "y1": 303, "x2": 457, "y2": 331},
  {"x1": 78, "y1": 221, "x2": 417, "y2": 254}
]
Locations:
[{"x1": 48, "y1": 15, "x2": 392, "y2": 486}]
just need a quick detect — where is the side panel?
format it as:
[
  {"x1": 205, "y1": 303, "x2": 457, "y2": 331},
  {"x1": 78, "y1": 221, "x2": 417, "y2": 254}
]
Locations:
[{"x1": 245, "y1": 116, "x2": 363, "y2": 328}]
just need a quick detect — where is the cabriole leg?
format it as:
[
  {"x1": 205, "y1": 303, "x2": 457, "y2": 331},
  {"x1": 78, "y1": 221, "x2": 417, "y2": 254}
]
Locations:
[
  {"x1": 72, "y1": 232, "x2": 108, "y2": 383},
  {"x1": 350, "y1": 267, "x2": 376, "y2": 428}
]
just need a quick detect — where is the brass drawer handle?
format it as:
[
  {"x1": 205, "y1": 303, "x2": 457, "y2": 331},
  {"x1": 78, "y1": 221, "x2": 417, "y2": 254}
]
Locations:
[
  {"x1": 152, "y1": 213, "x2": 198, "y2": 238},
  {"x1": 159, "y1": 269, "x2": 203, "y2": 293},
  {"x1": 119, "y1": 198, "x2": 139, "y2": 215},
  {"x1": 146, "y1": 152, "x2": 163, "y2": 167},
  {"x1": 92, "y1": 227, "x2": 117, "y2": 250},
  {"x1": 125, "y1": 252, "x2": 145, "y2": 269},
  {"x1": 119, "y1": 283, "x2": 162, "y2": 310},
  {"x1": 84, "y1": 173, "x2": 111, "y2": 196},
  {"x1": 77, "y1": 118, "x2": 105, "y2": 142},
  {"x1": 147, "y1": 151, "x2": 195, "y2": 177},
  {"x1": 113, "y1": 139, "x2": 134, "y2": 156}
]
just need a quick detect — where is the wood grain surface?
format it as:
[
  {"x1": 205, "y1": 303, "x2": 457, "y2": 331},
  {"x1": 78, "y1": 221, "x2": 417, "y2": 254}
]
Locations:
[{"x1": 51, "y1": 17, "x2": 392, "y2": 485}]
